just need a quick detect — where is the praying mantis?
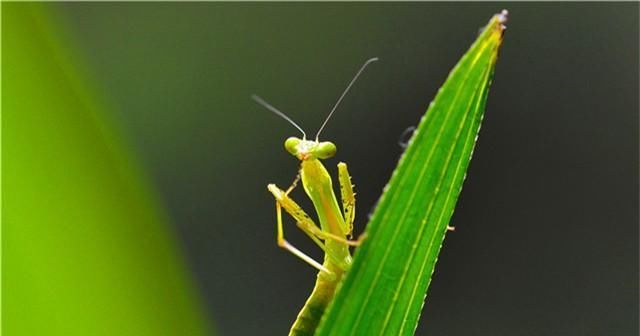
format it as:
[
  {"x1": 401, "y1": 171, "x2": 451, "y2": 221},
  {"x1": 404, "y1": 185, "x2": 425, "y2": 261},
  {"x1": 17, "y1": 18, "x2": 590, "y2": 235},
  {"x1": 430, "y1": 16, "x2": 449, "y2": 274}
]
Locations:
[{"x1": 252, "y1": 57, "x2": 378, "y2": 336}]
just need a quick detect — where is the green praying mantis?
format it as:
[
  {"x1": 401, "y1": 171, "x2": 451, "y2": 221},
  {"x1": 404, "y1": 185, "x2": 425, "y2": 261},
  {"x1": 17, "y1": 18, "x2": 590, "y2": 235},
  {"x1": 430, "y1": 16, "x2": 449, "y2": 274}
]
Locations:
[{"x1": 252, "y1": 57, "x2": 378, "y2": 336}]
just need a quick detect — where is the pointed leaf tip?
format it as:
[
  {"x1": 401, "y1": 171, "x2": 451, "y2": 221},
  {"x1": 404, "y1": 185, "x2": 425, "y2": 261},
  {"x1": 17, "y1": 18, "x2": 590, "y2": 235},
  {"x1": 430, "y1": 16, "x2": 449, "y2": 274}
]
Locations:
[{"x1": 315, "y1": 12, "x2": 507, "y2": 336}]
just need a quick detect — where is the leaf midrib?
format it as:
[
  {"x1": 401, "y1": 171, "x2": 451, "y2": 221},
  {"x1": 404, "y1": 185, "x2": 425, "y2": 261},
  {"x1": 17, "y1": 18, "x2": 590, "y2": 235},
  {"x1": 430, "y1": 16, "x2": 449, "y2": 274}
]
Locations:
[
  {"x1": 341, "y1": 31, "x2": 496, "y2": 336},
  {"x1": 398, "y1": 54, "x2": 496, "y2": 336},
  {"x1": 380, "y1": 38, "x2": 497, "y2": 336}
]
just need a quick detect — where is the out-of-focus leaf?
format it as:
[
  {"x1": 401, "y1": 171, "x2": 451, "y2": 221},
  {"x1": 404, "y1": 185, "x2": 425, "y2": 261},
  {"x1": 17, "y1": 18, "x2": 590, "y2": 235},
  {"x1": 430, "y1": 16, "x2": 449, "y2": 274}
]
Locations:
[{"x1": 2, "y1": 4, "x2": 212, "y2": 335}]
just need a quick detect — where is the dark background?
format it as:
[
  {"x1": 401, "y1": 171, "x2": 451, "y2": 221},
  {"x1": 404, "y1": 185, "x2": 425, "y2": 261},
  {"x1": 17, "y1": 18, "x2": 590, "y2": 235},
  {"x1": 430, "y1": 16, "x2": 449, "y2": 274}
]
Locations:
[{"x1": 55, "y1": 3, "x2": 638, "y2": 335}]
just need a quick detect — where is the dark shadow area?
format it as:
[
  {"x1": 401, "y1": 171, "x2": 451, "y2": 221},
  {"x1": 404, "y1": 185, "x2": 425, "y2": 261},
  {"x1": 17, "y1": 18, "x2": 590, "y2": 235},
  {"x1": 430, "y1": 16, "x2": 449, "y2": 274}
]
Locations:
[{"x1": 55, "y1": 3, "x2": 639, "y2": 335}]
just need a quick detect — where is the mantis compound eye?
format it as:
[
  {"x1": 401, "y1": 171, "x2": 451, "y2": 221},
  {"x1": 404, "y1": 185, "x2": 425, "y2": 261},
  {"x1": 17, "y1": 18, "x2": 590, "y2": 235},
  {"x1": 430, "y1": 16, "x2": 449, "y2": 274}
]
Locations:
[
  {"x1": 284, "y1": 137, "x2": 302, "y2": 156},
  {"x1": 316, "y1": 141, "x2": 337, "y2": 159}
]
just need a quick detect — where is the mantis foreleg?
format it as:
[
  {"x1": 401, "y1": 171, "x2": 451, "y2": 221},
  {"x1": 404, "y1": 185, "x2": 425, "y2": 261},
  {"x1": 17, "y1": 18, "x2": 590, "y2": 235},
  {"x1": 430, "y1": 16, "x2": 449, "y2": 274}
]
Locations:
[
  {"x1": 338, "y1": 162, "x2": 356, "y2": 237},
  {"x1": 269, "y1": 184, "x2": 358, "y2": 270},
  {"x1": 274, "y1": 201, "x2": 331, "y2": 274}
]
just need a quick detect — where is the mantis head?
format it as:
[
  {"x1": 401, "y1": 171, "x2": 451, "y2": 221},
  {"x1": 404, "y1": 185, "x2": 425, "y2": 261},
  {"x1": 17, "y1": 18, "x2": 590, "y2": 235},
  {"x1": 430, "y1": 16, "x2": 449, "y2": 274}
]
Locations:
[
  {"x1": 285, "y1": 137, "x2": 336, "y2": 161},
  {"x1": 252, "y1": 57, "x2": 378, "y2": 161}
]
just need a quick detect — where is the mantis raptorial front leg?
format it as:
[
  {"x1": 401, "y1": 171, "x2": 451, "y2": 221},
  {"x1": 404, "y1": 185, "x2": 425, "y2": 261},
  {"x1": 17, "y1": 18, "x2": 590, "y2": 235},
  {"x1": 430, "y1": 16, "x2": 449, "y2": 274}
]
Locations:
[
  {"x1": 270, "y1": 184, "x2": 363, "y2": 248},
  {"x1": 285, "y1": 173, "x2": 301, "y2": 195},
  {"x1": 338, "y1": 162, "x2": 356, "y2": 237},
  {"x1": 268, "y1": 184, "x2": 360, "y2": 271},
  {"x1": 273, "y1": 201, "x2": 331, "y2": 274}
]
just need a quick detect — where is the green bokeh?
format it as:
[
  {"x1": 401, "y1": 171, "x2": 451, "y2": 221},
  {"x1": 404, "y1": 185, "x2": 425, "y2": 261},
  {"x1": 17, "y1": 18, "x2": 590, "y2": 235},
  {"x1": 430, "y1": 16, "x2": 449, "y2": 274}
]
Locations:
[{"x1": 2, "y1": 4, "x2": 212, "y2": 335}]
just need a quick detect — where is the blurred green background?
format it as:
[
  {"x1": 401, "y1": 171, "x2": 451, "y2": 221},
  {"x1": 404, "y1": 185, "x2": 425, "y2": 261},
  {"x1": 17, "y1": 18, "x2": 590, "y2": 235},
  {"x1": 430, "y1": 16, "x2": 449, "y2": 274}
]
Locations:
[{"x1": 3, "y1": 2, "x2": 638, "y2": 336}]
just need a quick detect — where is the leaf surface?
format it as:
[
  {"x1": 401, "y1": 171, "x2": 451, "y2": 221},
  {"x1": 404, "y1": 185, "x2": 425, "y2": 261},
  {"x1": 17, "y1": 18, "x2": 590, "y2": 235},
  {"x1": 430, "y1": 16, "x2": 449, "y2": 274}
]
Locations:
[{"x1": 316, "y1": 12, "x2": 507, "y2": 336}]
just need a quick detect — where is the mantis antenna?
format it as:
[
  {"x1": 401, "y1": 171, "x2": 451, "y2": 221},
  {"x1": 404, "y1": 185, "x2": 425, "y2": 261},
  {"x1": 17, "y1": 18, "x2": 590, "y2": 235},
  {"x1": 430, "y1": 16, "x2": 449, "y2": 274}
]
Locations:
[
  {"x1": 315, "y1": 57, "x2": 379, "y2": 141},
  {"x1": 252, "y1": 94, "x2": 307, "y2": 139}
]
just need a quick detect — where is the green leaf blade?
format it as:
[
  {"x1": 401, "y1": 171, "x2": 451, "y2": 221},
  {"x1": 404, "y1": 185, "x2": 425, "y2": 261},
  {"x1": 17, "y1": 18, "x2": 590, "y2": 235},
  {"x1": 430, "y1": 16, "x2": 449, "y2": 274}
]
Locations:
[
  {"x1": 3, "y1": 4, "x2": 213, "y2": 335},
  {"x1": 316, "y1": 12, "x2": 507, "y2": 336}
]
